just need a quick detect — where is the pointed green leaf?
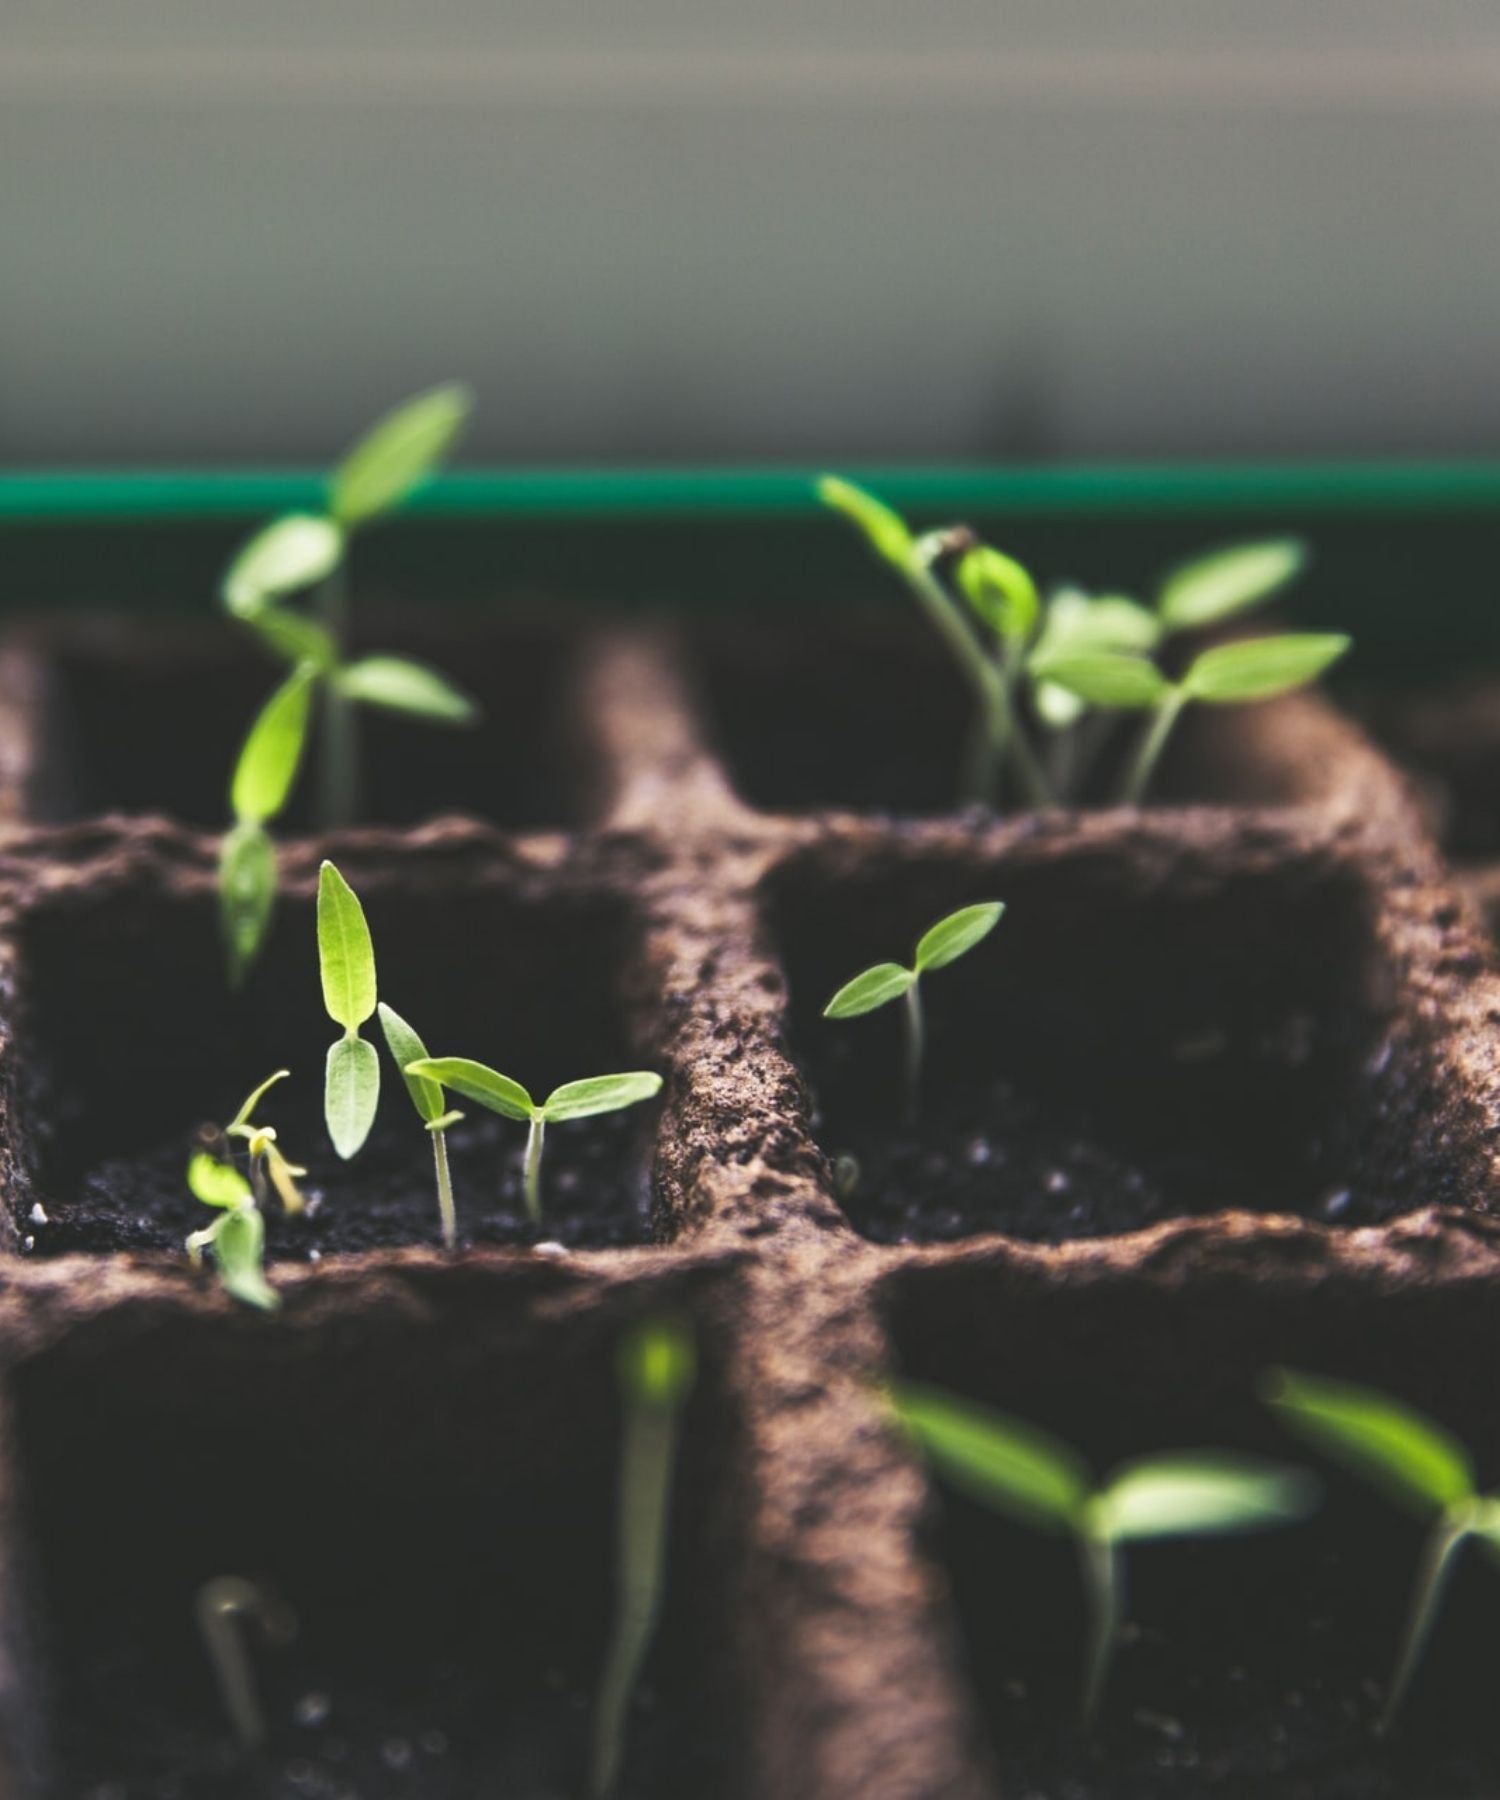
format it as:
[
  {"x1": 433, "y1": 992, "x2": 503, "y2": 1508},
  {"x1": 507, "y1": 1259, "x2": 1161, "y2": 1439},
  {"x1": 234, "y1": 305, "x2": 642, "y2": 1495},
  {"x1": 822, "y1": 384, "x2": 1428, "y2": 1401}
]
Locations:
[
  {"x1": 1183, "y1": 633, "x2": 1351, "y2": 704},
  {"x1": 1033, "y1": 589, "x2": 1162, "y2": 660},
  {"x1": 229, "y1": 1070, "x2": 290, "y2": 1134},
  {"x1": 542, "y1": 1072, "x2": 664, "y2": 1123},
  {"x1": 212, "y1": 1205, "x2": 280, "y2": 1312},
  {"x1": 219, "y1": 821, "x2": 278, "y2": 986},
  {"x1": 329, "y1": 383, "x2": 473, "y2": 526},
  {"x1": 956, "y1": 546, "x2": 1039, "y2": 644},
  {"x1": 230, "y1": 666, "x2": 316, "y2": 826},
  {"x1": 222, "y1": 514, "x2": 344, "y2": 616},
  {"x1": 816, "y1": 475, "x2": 914, "y2": 567},
  {"x1": 914, "y1": 902, "x2": 1005, "y2": 974},
  {"x1": 325, "y1": 1034, "x2": 380, "y2": 1159},
  {"x1": 1097, "y1": 1455, "x2": 1319, "y2": 1542},
  {"x1": 406, "y1": 1057, "x2": 534, "y2": 1122},
  {"x1": 1264, "y1": 1369, "x2": 1474, "y2": 1516},
  {"x1": 317, "y1": 861, "x2": 377, "y2": 1031},
  {"x1": 891, "y1": 1383, "x2": 1090, "y2": 1532},
  {"x1": 1028, "y1": 652, "x2": 1173, "y2": 711},
  {"x1": 619, "y1": 1317, "x2": 697, "y2": 1409},
  {"x1": 240, "y1": 605, "x2": 337, "y2": 672},
  {"x1": 187, "y1": 1153, "x2": 253, "y2": 1210},
  {"x1": 823, "y1": 962, "x2": 914, "y2": 1020},
  {"x1": 336, "y1": 656, "x2": 478, "y2": 725},
  {"x1": 378, "y1": 1003, "x2": 444, "y2": 1124},
  {"x1": 1158, "y1": 539, "x2": 1306, "y2": 633}
]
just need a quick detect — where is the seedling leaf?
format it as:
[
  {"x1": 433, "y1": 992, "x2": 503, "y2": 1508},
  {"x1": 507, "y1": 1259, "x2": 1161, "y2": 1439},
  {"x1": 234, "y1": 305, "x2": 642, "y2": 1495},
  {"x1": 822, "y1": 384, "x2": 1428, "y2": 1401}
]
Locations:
[
  {"x1": 1029, "y1": 651, "x2": 1173, "y2": 710},
  {"x1": 407, "y1": 1057, "x2": 534, "y2": 1121},
  {"x1": 1158, "y1": 538, "x2": 1306, "y2": 633},
  {"x1": 228, "y1": 1070, "x2": 290, "y2": 1133},
  {"x1": 222, "y1": 514, "x2": 344, "y2": 617},
  {"x1": 914, "y1": 901, "x2": 1005, "y2": 974},
  {"x1": 891, "y1": 1382, "x2": 1090, "y2": 1532},
  {"x1": 329, "y1": 383, "x2": 472, "y2": 526},
  {"x1": 317, "y1": 861, "x2": 377, "y2": 1031},
  {"x1": 213, "y1": 1205, "x2": 279, "y2": 1312},
  {"x1": 543, "y1": 1072, "x2": 664, "y2": 1123},
  {"x1": 219, "y1": 821, "x2": 278, "y2": 984},
  {"x1": 957, "y1": 546, "x2": 1039, "y2": 644},
  {"x1": 1098, "y1": 1455, "x2": 1319, "y2": 1541},
  {"x1": 620, "y1": 1317, "x2": 697, "y2": 1409},
  {"x1": 1182, "y1": 634, "x2": 1351, "y2": 704},
  {"x1": 1033, "y1": 590, "x2": 1161, "y2": 660},
  {"x1": 336, "y1": 656, "x2": 478, "y2": 724},
  {"x1": 325, "y1": 1034, "x2": 380, "y2": 1159},
  {"x1": 823, "y1": 963, "x2": 914, "y2": 1019},
  {"x1": 230, "y1": 666, "x2": 316, "y2": 826},
  {"x1": 188, "y1": 1153, "x2": 253, "y2": 1210},
  {"x1": 816, "y1": 475, "x2": 914, "y2": 567},
  {"x1": 378, "y1": 1003, "x2": 444, "y2": 1124}
]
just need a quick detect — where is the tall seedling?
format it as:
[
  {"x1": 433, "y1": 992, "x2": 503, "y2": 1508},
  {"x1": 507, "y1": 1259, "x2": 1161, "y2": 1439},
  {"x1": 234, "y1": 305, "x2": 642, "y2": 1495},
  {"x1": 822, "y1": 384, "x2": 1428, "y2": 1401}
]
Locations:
[{"x1": 318, "y1": 861, "x2": 380, "y2": 1159}]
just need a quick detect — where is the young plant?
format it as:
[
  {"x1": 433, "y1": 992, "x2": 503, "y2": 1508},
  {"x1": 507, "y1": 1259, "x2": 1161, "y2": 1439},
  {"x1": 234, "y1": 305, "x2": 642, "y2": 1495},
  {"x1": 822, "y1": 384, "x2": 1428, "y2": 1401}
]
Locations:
[
  {"x1": 405, "y1": 1056, "x2": 662, "y2": 1225},
  {"x1": 318, "y1": 861, "x2": 380, "y2": 1159},
  {"x1": 892, "y1": 1381, "x2": 1318, "y2": 1724},
  {"x1": 589, "y1": 1316, "x2": 697, "y2": 1799},
  {"x1": 208, "y1": 1068, "x2": 308, "y2": 1216},
  {"x1": 823, "y1": 901, "x2": 1004, "y2": 1122},
  {"x1": 195, "y1": 1575, "x2": 296, "y2": 1750},
  {"x1": 185, "y1": 1153, "x2": 279, "y2": 1312},
  {"x1": 1264, "y1": 1368, "x2": 1500, "y2": 1730},
  {"x1": 378, "y1": 1002, "x2": 463, "y2": 1250}
]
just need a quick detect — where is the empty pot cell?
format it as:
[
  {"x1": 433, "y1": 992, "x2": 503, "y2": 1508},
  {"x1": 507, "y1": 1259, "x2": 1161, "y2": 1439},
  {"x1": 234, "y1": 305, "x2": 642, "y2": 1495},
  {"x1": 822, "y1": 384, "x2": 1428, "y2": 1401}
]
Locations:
[
  {"x1": 6, "y1": 862, "x2": 666, "y2": 1256},
  {"x1": 768, "y1": 832, "x2": 1449, "y2": 1242},
  {"x1": 6, "y1": 1265, "x2": 745, "y2": 1798},
  {"x1": 881, "y1": 1258, "x2": 1500, "y2": 1798},
  {"x1": 17, "y1": 610, "x2": 591, "y2": 830}
]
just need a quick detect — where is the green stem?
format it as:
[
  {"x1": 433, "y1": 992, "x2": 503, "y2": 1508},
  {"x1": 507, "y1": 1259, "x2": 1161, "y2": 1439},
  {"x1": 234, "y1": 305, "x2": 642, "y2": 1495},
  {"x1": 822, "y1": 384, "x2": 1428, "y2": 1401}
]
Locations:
[
  {"x1": 1079, "y1": 1529, "x2": 1121, "y2": 1730},
  {"x1": 523, "y1": 1113, "x2": 546, "y2": 1225},
  {"x1": 315, "y1": 561, "x2": 358, "y2": 829},
  {"x1": 902, "y1": 981, "x2": 925, "y2": 1124},
  {"x1": 1380, "y1": 1509, "x2": 1471, "y2": 1734},
  {"x1": 195, "y1": 1579, "x2": 268, "y2": 1750},
  {"x1": 1120, "y1": 690, "x2": 1187, "y2": 807},
  {"x1": 432, "y1": 1126, "x2": 457, "y2": 1251}
]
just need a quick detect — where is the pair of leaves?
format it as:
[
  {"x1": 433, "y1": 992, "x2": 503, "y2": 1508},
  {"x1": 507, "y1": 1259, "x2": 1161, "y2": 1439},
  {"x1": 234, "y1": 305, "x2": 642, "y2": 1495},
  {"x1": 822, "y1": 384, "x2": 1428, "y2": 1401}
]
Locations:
[
  {"x1": 318, "y1": 862, "x2": 380, "y2": 1159},
  {"x1": 405, "y1": 1057, "x2": 663, "y2": 1126},
  {"x1": 824, "y1": 902, "x2": 1004, "y2": 1021},
  {"x1": 186, "y1": 1154, "x2": 278, "y2": 1312},
  {"x1": 1033, "y1": 632, "x2": 1352, "y2": 715}
]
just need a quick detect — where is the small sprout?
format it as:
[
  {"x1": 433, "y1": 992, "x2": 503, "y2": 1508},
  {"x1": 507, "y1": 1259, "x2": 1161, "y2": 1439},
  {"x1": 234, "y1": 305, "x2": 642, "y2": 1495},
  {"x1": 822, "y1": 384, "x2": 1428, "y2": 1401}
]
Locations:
[
  {"x1": 195, "y1": 1575, "x2": 297, "y2": 1751},
  {"x1": 823, "y1": 902, "x2": 1004, "y2": 1122},
  {"x1": 893, "y1": 1381, "x2": 1317, "y2": 1725},
  {"x1": 378, "y1": 1001, "x2": 463, "y2": 1250},
  {"x1": 589, "y1": 1317, "x2": 696, "y2": 1799},
  {"x1": 1264, "y1": 1368, "x2": 1500, "y2": 1731},
  {"x1": 318, "y1": 862, "x2": 380, "y2": 1159},
  {"x1": 405, "y1": 1058, "x2": 663, "y2": 1225},
  {"x1": 186, "y1": 1153, "x2": 278, "y2": 1312},
  {"x1": 216, "y1": 1069, "x2": 308, "y2": 1215}
]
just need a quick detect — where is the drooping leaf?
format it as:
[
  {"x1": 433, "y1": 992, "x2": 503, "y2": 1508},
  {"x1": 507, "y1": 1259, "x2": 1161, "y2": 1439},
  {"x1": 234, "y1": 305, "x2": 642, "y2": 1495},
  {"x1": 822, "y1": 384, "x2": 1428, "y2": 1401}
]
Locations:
[
  {"x1": 542, "y1": 1072, "x2": 664, "y2": 1123},
  {"x1": 1097, "y1": 1455, "x2": 1319, "y2": 1542},
  {"x1": 957, "y1": 546, "x2": 1039, "y2": 645},
  {"x1": 1182, "y1": 634, "x2": 1351, "y2": 704},
  {"x1": 222, "y1": 514, "x2": 344, "y2": 617},
  {"x1": 406, "y1": 1057, "x2": 534, "y2": 1122},
  {"x1": 816, "y1": 475, "x2": 915, "y2": 567},
  {"x1": 228, "y1": 1069, "x2": 291, "y2": 1133},
  {"x1": 262, "y1": 1144, "x2": 307, "y2": 1217},
  {"x1": 823, "y1": 962, "x2": 915, "y2": 1020},
  {"x1": 212, "y1": 1205, "x2": 280, "y2": 1312},
  {"x1": 891, "y1": 1383, "x2": 1090, "y2": 1532},
  {"x1": 219, "y1": 821, "x2": 278, "y2": 986},
  {"x1": 329, "y1": 383, "x2": 473, "y2": 526},
  {"x1": 336, "y1": 656, "x2": 478, "y2": 724},
  {"x1": 377, "y1": 1002, "x2": 445, "y2": 1124},
  {"x1": 240, "y1": 605, "x2": 338, "y2": 671},
  {"x1": 230, "y1": 666, "x2": 316, "y2": 826},
  {"x1": 1028, "y1": 651, "x2": 1173, "y2": 711},
  {"x1": 1264, "y1": 1369, "x2": 1474, "y2": 1516},
  {"x1": 325, "y1": 1034, "x2": 380, "y2": 1160},
  {"x1": 619, "y1": 1317, "x2": 697, "y2": 1409},
  {"x1": 188, "y1": 1152, "x2": 253, "y2": 1210},
  {"x1": 914, "y1": 902, "x2": 1005, "y2": 975},
  {"x1": 317, "y1": 861, "x2": 377, "y2": 1031},
  {"x1": 1158, "y1": 539, "x2": 1306, "y2": 633}
]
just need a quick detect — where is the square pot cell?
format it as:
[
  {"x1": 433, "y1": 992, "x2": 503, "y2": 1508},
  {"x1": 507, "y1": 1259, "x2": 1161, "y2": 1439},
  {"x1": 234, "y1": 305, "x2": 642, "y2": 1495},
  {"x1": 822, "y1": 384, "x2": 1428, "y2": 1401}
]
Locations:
[
  {"x1": 690, "y1": 613, "x2": 1336, "y2": 820},
  {"x1": 13, "y1": 610, "x2": 593, "y2": 831},
  {"x1": 4, "y1": 1265, "x2": 744, "y2": 1799},
  {"x1": 766, "y1": 833, "x2": 1455, "y2": 1243},
  {"x1": 882, "y1": 1259, "x2": 1500, "y2": 1799},
  {"x1": 4, "y1": 864, "x2": 665, "y2": 1258}
]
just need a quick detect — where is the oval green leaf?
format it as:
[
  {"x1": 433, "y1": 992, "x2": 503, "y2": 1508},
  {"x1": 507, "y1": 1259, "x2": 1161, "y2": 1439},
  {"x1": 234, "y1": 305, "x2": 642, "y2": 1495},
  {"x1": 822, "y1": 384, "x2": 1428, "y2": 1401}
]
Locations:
[
  {"x1": 317, "y1": 861, "x2": 377, "y2": 1031},
  {"x1": 619, "y1": 1317, "x2": 697, "y2": 1409},
  {"x1": 336, "y1": 656, "x2": 478, "y2": 725},
  {"x1": 1028, "y1": 651, "x2": 1173, "y2": 711},
  {"x1": 213, "y1": 1204, "x2": 280, "y2": 1312},
  {"x1": 187, "y1": 1152, "x2": 253, "y2": 1210},
  {"x1": 406, "y1": 1057, "x2": 534, "y2": 1122},
  {"x1": 230, "y1": 666, "x2": 316, "y2": 826},
  {"x1": 914, "y1": 901, "x2": 1005, "y2": 974},
  {"x1": 1098, "y1": 1455, "x2": 1319, "y2": 1542},
  {"x1": 957, "y1": 546, "x2": 1039, "y2": 644},
  {"x1": 816, "y1": 475, "x2": 914, "y2": 568},
  {"x1": 1033, "y1": 590, "x2": 1161, "y2": 660},
  {"x1": 219, "y1": 820, "x2": 278, "y2": 987},
  {"x1": 222, "y1": 513, "x2": 344, "y2": 616},
  {"x1": 543, "y1": 1072, "x2": 664, "y2": 1123},
  {"x1": 1158, "y1": 539, "x2": 1307, "y2": 633},
  {"x1": 329, "y1": 383, "x2": 473, "y2": 526},
  {"x1": 325, "y1": 1033, "x2": 380, "y2": 1160},
  {"x1": 823, "y1": 962, "x2": 915, "y2": 1020},
  {"x1": 377, "y1": 1002, "x2": 444, "y2": 1124},
  {"x1": 1183, "y1": 633, "x2": 1351, "y2": 704}
]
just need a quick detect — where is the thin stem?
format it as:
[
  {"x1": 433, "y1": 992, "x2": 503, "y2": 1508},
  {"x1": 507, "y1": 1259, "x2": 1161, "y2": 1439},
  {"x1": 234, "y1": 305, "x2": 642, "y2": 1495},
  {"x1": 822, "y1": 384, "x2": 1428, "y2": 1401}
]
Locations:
[
  {"x1": 1079, "y1": 1529, "x2": 1122, "y2": 1729},
  {"x1": 902, "y1": 981, "x2": 925, "y2": 1124},
  {"x1": 1380, "y1": 1509, "x2": 1472, "y2": 1734},
  {"x1": 432, "y1": 1126, "x2": 457, "y2": 1251},
  {"x1": 195, "y1": 1577, "x2": 270, "y2": 1750},
  {"x1": 523, "y1": 1113, "x2": 546, "y2": 1225},
  {"x1": 315, "y1": 561, "x2": 358, "y2": 829},
  {"x1": 1120, "y1": 690, "x2": 1187, "y2": 807}
]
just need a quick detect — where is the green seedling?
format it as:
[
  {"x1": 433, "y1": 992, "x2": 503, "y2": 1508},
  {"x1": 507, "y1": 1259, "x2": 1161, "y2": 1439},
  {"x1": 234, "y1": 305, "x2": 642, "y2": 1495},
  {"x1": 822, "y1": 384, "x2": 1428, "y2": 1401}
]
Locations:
[
  {"x1": 892, "y1": 1381, "x2": 1318, "y2": 1725},
  {"x1": 378, "y1": 1002, "x2": 463, "y2": 1250},
  {"x1": 318, "y1": 861, "x2": 380, "y2": 1159},
  {"x1": 406, "y1": 1057, "x2": 663, "y2": 1225},
  {"x1": 1265, "y1": 1367, "x2": 1500, "y2": 1731},
  {"x1": 207, "y1": 1068, "x2": 308, "y2": 1217},
  {"x1": 195, "y1": 1575, "x2": 296, "y2": 1750},
  {"x1": 823, "y1": 902, "x2": 1004, "y2": 1122},
  {"x1": 218, "y1": 386, "x2": 478, "y2": 979},
  {"x1": 185, "y1": 1154, "x2": 279, "y2": 1312}
]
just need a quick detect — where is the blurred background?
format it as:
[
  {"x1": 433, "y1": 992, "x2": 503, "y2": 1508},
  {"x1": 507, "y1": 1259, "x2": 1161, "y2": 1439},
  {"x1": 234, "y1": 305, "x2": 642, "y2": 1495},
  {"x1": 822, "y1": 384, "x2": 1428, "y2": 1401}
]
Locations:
[{"x1": 5, "y1": 1, "x2": 1500, "y2": 465}]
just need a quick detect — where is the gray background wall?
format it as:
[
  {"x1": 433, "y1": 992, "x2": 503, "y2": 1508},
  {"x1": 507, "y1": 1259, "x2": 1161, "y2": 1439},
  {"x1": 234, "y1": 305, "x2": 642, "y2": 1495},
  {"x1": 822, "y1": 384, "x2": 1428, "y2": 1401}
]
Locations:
[{"x1": 4, "y1": 3, "x2": 1500, "y2": 463}]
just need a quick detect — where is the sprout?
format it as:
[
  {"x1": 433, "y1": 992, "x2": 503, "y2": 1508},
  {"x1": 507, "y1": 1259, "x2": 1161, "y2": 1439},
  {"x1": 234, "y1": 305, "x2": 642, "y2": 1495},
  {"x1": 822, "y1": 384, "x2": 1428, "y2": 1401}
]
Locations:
[
  {"x1": 194, "y1": 1575, "x2": 296, "y2": 1750},
  {"x1": 211, "y1": 1068, "x2": 308, "y2": 1217},
  {"x1": 590, "y1": 1317, "x2": 696, "y2": 1799},
  {"x1": 1264, "y1": 1368, "x2": 1500, "y2": 1731},
  {"x1": 405, "y1": 1057, "x2": 663, "y2": 1225},
  {"x1": 378, "y1": 1002, "x2": 463, "y2": 1250},
  {"x1": 317, "y1": 861, "x2": 380, "y2": 1159},
  {"x1": 892, "y1": 1381, "x2": 1318, "y2": 1725},
  {"x1": 185, "y1": 1154, "x2": 278, "y2": 1312},
  {"x1": 822, "y1": 902, "x2": 1004, "y2": 1122}
]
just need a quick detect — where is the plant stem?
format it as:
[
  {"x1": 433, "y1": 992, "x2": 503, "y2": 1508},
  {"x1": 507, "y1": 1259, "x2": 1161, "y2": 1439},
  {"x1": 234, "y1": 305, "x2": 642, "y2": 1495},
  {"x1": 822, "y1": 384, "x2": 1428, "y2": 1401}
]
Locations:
[
  {"x1": 902, "y1": 981, "x2": 925, "y2": 1124},
  {"x1": 523, "y1": 1113, "x2": 546, "y2": 1224},
  {"x1": 195, "y1": 1578, "x2": 268, "y2": 1750},
  {"x1": 589, "y1": 1395, "x2": 680, "y2": 1798},
  {"x1": 1120, "y1": 690, "x2": 1187, "y2": 807},
  {"x1": 432, "y1": 1125, "x2": 457, "y2": 1251},
  {"x1": 315, "y1": 561, "x2": 358, "y2": 829},
  {"x1": 1380, "y1": 1509, "x2": 1471, "y2": 1733},
  {"x1": 1079, "y1": 1529, "x2": 1122, "y2": 1729}
]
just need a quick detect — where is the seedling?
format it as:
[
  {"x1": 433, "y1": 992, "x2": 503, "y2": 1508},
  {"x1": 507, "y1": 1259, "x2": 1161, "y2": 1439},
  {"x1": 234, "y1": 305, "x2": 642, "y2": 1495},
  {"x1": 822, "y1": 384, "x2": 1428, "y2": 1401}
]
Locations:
[
  {"x1": 892, "y1": 1381, "x2": 1317, "y2": 1724},
  {"x1": 185, "y1": 1153, "x2": 279, "y2": 1312},
  {"x1": 318, "y1": 861, "x2": 380, "y2": 1159},
  {"x1": 378, "y1": 1002, "x2": 464, "y2": 1249},
  {"x1": 1264, "y1": 1367, "x2": 1500, "y2": 1731},
  {"x1": 207, "y1": 1068, "x2": 308, "y2": 1216},
  {"x1": 405, "y1": 1056, "x2": 663, "y2": 1224},
  {"x1": 590, "y1": 1316, "x2": 697, "y2": 1799},
  {"x1": 195, "y1": 1575, "x2": 296, "y2": 1750},
  {"x1": 823, "y1": 901, "x2": 1004, "y2": 1122}
]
